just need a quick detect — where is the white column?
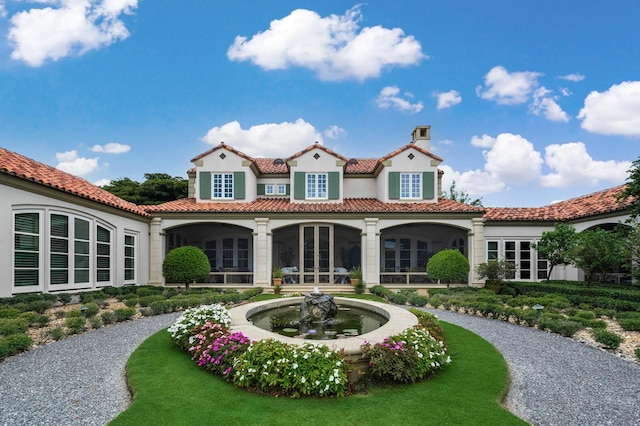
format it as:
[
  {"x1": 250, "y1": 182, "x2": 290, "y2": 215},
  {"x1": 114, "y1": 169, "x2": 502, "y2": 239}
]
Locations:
[
  {"x1": 364, "y1": 218, "x2": 380, "y2": 286},
  {"x1": 254, "y1": 218, "x2": 270, "y2": 286},
  {"x1": 148, "y1": 217, "x2": 164, "y2": 286},
  {"x1": 471, "y1": 217, "x2": 485, "y2": 286}
]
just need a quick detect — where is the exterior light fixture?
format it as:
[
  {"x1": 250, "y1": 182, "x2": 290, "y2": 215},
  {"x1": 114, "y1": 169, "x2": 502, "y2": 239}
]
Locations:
[{"x1": 532, "y1": 304, "x2": 544, "y2": 318}]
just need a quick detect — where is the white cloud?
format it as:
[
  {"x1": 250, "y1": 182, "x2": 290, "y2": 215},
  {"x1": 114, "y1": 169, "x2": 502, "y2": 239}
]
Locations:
[
  {"x1": 529, "y1": 87, "x2": 570, "y2": 122},
  {"x1": 94, "y1": 178, "x2": 111, "y2": 186},
  {"x1": 201, "y1": 119, "x2": 323, "y2": 158},
  {"x1": 483, "y1": 133, "x2": 543, "y2": 184},
  {"x1": 476, "y1": 65, "x2": 542, "y2": 105},
  {"x1": 55, "y1": 150, "x2": 99, "y2": 176},
  {"x1": 90, "y1": 142, "x2": 131, "y2": 154},
  {"x1": 578, "y1": 81, "x2": 640, "y2": 137},
  {"x1": 8, "y1": 0, "x2": 138, "y2": 67},
  {"x1": 376, "y1": 86, "x2": 423, "y2": 113},
  {"x1": 437, "y1": 139, "x2": 454, "y2": 146},
  {"x1": 560, "y1": 87, "x2": 571, "y2": 97},
  {"x1": 559, "y1": 73, "x2": 585, "y2": 82},
  {"x1": 470, "y1": 134, "x2": 496, "y2": 148},
  {"x1": 0, "y1": 1, "x2": 6, "y2": 18},
  {"x1": 324, "y1": 125, "x2": 346, "y2": 139},
  {"x1": 541, "y1": 142, "x2": 632, "y2": 187},
  {"x1": 440, "y1": 165, "x2": 505, "y2": 197},
  {"x1": 227, "y1": 6, "x2": 425, "y2": 81},
  {"x1": 436, "y1": 90, "x2": 461, "y2": 110}
]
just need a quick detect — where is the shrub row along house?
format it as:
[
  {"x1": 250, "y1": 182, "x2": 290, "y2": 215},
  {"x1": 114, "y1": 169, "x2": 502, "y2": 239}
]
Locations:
[{"x1": 0, "y1": 126, "x2": 633, "y2": 297}]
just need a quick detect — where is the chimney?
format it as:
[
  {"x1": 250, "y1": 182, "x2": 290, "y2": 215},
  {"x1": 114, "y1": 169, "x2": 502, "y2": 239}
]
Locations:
[{"x1": 411, "y1": 125, "x2": 431, "y2": 151}]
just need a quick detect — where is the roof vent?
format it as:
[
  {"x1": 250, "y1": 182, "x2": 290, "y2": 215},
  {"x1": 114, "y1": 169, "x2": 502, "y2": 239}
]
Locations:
[
  {"x1": 273, "y1": 158, "x2": 285, "y2": 165},
  {"x1": 347, "y1": 158, "x2": 359, "y2": 165}
]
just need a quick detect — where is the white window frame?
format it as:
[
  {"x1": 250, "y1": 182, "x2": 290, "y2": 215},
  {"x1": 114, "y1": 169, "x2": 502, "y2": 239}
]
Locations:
[
  {"x1": 400, "y1": 173, "x2": 421, "y2": 199},
  {"x1": 276, "y1": 184, "x2": 286, "y2": 195},
  {"x1": 13, "y1": 210, "x2": 44, "y2": 292},
  {"x1": 124, "y1": 232, "x2": 137, "y2": 283},
  {"x1": 213, "y1": 173, "x2": 234, "y2": 199},
  {"x1": 265, "y1": 184, "x2": 275, "y2": 195},
  {"x1": 95, "y1": 222, "x2": 113, "y2": 286},
  {"x1": 306, "y1": 173, "x2": 328, "y2": 200}
]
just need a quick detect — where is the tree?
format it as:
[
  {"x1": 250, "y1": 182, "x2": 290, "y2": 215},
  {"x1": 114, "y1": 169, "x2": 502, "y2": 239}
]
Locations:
[
  {"x1": 101, "y1": 173, "x2": 187, "y2": 205},
  {"x1": 531, "y1": 222, "x2": 577, "y2": 281},
  {"x1": 617, "y1": 156, "x2": 640, "y2": 219},
  {"x1": 475, "y1": 258, "x2": 516, "y2": 292},
  {"x1": 442, "y1": 180, "x2": 483, "y2": 206},
  {"x1": 426, "y1": 249, "x2": 470, "y2": 286},
  {"x1": 162, "y1": 246, "x2": 211, "y2": 289},
  {"x1": 572, "y1": 228, "x2": 625, "y2": 283}
]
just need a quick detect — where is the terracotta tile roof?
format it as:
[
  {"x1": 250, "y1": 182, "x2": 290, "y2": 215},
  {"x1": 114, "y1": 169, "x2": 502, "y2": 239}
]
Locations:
[
  {"x1": 0, "y1": 147, "x2": 149, "y2": 217},
  {"x1": 380, "y1": 143, "x2": 443, "y2": 163},
  {"x1": 286, "y1": 143, "x2": 350, "y2": 163},
  {"x1": 145, "y1": 197, "x2": 485, "y2": 215},
  {"x1": 254, "y1": 158, "x2": 289, "y2": 174},
  {"x1": 344, "y1": 158, "x2": 379, "y2": 174},
  {"x1": 484, "y1": 185, "x2": 632, "y2": 222},
  {"x1": 190, "y1": 143, "x2": 254, "y2": 163}
]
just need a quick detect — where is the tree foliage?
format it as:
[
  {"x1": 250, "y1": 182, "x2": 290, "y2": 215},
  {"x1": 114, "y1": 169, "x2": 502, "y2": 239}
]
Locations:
[
  {"x1": 163, "y1": 246, "x2": 211, "y2": 288},
  {"x1": 101, "y1": 173, "x2": 187, "y2": 205},
  {"x1": 572, "y1": 228, "x2": 626, "y2": 283},
  {"x1": 618, "y1": 156, "x2": 640, "y2": 219},
  {"x1": 475, "y1": 258, "x2": 516, "y2": 284},
  {"x1": 531, "y1": 222, "x2": 577, "y2": 281},
  {"x1": 442, "y1": 180, "x2": 483, "y2": 206},
  {"x1": 426, "y1": 249, "x2": 470, "y2": 284}
]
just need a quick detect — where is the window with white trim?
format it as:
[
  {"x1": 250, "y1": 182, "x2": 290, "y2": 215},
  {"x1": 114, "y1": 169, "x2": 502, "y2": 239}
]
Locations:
[
  {"x1": 265, "y1": 184, "x2": 274, "y2": 195},
  {"x1": 400, "y1": 173, "x2": 421, "y2": 199},
  {"x1": 14, "y1": 212, "x2": 42, "y2": 287},
  {"x1": 277, "y1": 184, "x2": 286, "y2": 195},
  {"x1": 124, "y1": 234, "x2": 136, "y2": 282},
  {"x1": 306, "y1": 173, "x2": 327, "y2": 199},
  {"x1": 213, "y1": 173, "x2": 233, "y2": 199},
  {"x1": 96, "y1": 224, "x2": 111, "y2": 283}
]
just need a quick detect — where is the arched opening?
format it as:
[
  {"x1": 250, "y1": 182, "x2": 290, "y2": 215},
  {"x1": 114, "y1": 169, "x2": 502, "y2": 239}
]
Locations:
[
  {"x1": 380, "y1": 223, "x2": 468, "y2": 284},
  {"x1": 272, "y1": 223, "x2": 361, "y2": 285},
  {"x1": 165, "y1": 223, "x2": 253, "y2": 284}
]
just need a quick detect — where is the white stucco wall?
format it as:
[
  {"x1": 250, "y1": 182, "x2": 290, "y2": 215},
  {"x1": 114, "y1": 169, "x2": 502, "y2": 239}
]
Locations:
[
  {"x1": 195, "y1": 149, "x2": 257, "y2": 202},
  {"x1": 0, "y1": 182, "x2": 150, "y2": 297},
  {"x1": 343, "y1": 176, "x2": 377, "y2": 198}
]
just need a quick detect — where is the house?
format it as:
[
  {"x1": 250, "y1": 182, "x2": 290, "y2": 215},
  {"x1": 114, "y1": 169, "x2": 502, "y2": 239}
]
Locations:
[{"x1": 0, "y1": 126, "x2": 633, "y2": 297}]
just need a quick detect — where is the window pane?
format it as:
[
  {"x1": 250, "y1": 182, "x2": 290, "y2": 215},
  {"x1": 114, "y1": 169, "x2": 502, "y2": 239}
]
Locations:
[
  {"x1": 15, "y1": 213, "x2": 39, "y2": 234},
  {"x1": 50, "y1": 253, "x2": 68, "y2": 268},
  {"x1": 51, "y1": 237, "x2": 68, "y2": 253},
  {"x1": 96, "y1": 257, "x2": 110, "y2": 269},
  {"x1": 75, "y1": 255, "x2": 90, "y2": 269},
  {"x1": 97, "y1": 226, "x2": 110, "y2": 243},
  {"x1": 50, "y1": 214, "x2": 68, "y2": 237},
  {"x1": 125, "y1": 270, "x2": 134, "y2": 280},
  {"x1": 125, "y1": 258, "x2": 134, "y2": 269},
  {"x1": 97, "y1": 243, "x2": 110, "y2": 256},
  {"x1": 75, "y1": 241, "x2": 89, "y2": 254},
  {"x1": 15, "y1": 234, "x2": 39, "y2": 251},
  {"x1": 75, "y1": 219, "x2": 90, "y2": 240},
  {"x1": 50, "y1": 270, "x2": 68, "y2": 285},
  {"x1": 14, "y1": 270, "x2": 38, "y2": 287},
  {"x1": 75, "y1": 270, "x2": 89, "y2": 283},
  {"x1": 15, "y1": 252, "x2": 38, "y2": 268},
  {"x1": 125, "y1": 235, "x2": 134, "y2": 245}
]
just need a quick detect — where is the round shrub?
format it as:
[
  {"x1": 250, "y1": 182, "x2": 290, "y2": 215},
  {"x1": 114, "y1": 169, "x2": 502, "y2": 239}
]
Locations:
[
  {"x1": 0, "y1": 318, "x2": 29, "y2": 336},
  {"x1": 427, "y1": 249, "x2": 470, "y2": 284},
  {"x1": 49, "y1": 326, "x2": 65, "y2": 341},
  {"x1": 408, "y1": 295, "x2": 428, "y2": 307},
  {"x1": 163, "y1": 246, "x2": 211, "y2": 288},
  {"x1": 83, "y1": 302, "x2": 100, "y2": 318},
  {"x1": 89, "y1": 316, "x2": 103, "y2": 330},
  {"x1": 114, "y1": 307, "x2": 136, "y2": 322},
  {"x1": 57, "y1": 293, "x2": 72, "y2": 305},
  {"x1": 0, "y1": 334, "x2": 33, "y2": 360},
  {"x1": 100, "y1": 311, "x2": 116, "y2": 325},
  {"x1": 65, "y1": 317, "x2": 86, "y2": 334}
]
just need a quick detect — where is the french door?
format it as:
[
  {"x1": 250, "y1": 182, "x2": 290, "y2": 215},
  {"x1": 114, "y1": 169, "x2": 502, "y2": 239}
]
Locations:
[{"x1": 300, "y1": 224, "x2": 333, "y2": 284}]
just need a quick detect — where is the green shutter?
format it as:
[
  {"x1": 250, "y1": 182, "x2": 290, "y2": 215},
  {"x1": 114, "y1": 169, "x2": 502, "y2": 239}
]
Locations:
[
  {"x1": 286, "y1": 184, "x2": 290, "y2": 196},
  {"x1": 257, "y1": 183, "x2": 265, "y2": 196},
  {"x1": 234, "y1": 172, "x2": 245, "y2": 199},
  {"x1": 388, "y1": 172, "x2": 400, "y2": 199},
  {"x1": 294, "y1": 172, "x2": 305, "y2": 200},
  {"x1": 328, "y1": 172, "x2": 339, "y2": 199},
  {"x1": 199, "y1": 172, "x2": 211, "y2": 199},
  {"x1": 423, "y1": 171, "x2": 435, "y2": 200}
]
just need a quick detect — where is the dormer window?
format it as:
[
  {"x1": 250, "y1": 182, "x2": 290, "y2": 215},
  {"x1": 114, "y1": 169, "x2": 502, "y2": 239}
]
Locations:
[
  {"x1": 306, "y1": 173, "x2": 327, "y2": 199},
  {"x1": 265, "y1": 184, "x2": 274, "y2": 195},
  {"x1": 277, "y1": 184, "x2": 287, "y2": 195},
  {"x1": 213, "y1": 173, "x2": 234, "y2": 199}
]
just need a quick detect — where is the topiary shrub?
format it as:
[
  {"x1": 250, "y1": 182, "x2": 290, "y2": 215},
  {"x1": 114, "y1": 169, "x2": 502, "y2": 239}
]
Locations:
[
  {"x1": 475, "y1": 258, "x2": 515, "y2": 293},
  {"x1": 163, "y1": 246, "x2": 211, "y2": 289},
  {"x1": 426, "y1": 249, "x2": 470, "y2": 287}
]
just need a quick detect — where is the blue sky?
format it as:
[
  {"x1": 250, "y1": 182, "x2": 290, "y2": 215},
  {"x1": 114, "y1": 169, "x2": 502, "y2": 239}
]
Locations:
[{"x1": 0, "y1": 1, "x2": 639, "y2": 207}]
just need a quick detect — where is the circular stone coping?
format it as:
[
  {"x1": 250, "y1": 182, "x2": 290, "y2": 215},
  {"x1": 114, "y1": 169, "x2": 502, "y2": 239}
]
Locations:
[{"x1": 228, "y1": 297, "x2": 418, "y2": 355}]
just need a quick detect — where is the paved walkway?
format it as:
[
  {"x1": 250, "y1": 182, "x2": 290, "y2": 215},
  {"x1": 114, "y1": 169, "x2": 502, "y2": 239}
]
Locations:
[{"x1": 0, "y1": 310, "x2": 638, "y2": 425}]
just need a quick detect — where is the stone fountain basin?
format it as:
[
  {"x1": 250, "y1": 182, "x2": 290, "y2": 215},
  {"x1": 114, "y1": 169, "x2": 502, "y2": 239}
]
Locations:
[{"x1": 229, "y1": 297, "x2": 418, "y2": 355}]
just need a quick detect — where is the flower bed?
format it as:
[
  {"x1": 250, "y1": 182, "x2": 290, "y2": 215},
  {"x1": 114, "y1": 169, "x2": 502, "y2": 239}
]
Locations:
[{"x1": 168, "y1": 303, "x2": 451, "y2": 398}]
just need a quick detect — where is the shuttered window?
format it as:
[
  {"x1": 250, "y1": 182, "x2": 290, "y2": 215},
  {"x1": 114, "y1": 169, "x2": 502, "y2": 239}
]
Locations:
[
  {"x1": 50, "y1": 214, "x2": 69, "y2": 285},
  {"x1": 14, "y1": 212, "x2": 41, "y2": 287},
  {"x1": 96, "y1": 225, "x2": 111, "y2": 283},
  {"x1": 74, "y1": 218, "x2": 90, "y2": 284},
  {"x1": 124, "y1": 234, "x2": 136, "y2": 281}
]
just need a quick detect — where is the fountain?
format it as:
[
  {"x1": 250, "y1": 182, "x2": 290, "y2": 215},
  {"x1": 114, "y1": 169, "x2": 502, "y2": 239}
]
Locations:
[{"x1": 298, "y1": 286, "x2": 338, "y2": 325}]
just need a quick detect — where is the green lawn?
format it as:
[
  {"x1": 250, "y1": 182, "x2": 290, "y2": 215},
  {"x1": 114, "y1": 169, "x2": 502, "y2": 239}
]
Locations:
[{"x1": 110, "y1": 322, "x2": 526, "y2": 426}]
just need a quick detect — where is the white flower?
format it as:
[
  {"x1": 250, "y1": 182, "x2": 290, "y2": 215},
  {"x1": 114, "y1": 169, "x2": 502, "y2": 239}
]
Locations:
[{"x1": 301, "y1": 377, "x2": 306, "y2": 383}]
